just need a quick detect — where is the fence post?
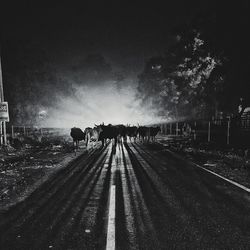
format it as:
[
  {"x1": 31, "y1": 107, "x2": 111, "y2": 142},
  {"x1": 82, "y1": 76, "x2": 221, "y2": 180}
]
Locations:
[
  {"x1": 170, "y1": 123, "x2": 172, "y2": 135},
  {"x1": 176, "y1": 122, "x2": 178, "y2": 136},
  {"x1": 208, "y1": 121, "x2": 211, "y2": 142},
  {"x1": 23, "y1": 126, "x2": 26, "y2": 136},
  {"x1": 11, "y1": 125, "x2": 14, "y2": 138},
  {"x1": 227, "y1": 118, "x2": 230, "y2": 145},
  {"x1": 0, "y1": 123, "x2": 2, "y2": 145},
  {"x1": 194, "y1": 121, "x2": 197, "y2": 141}
]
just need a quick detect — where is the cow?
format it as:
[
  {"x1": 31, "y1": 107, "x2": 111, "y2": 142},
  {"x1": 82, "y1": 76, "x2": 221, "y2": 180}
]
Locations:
[
  {"x1": 115, "y1": 124, "x2": 127, "y2": 143},
  {"x1": 95, "y1": 123, "x2": 119, "y2": 147},
  {"x1": 149, "y1": 126, "x2": 161, "y2": 141},
  {"x1": 137, "y1": 126, "x2": 150, "y2": 142},
  {"x1": 84, "y1": 127, "x2": 100, "y2": 147},
  {"x1": 70, "y1": 127, "x2": 86, "y2": 153},
  {"x1": 126, "y1": 126, "x2": 138, "y2": 141},
  {"x1": 93, "y1": 123, "x2": 130, "y2": 148}
]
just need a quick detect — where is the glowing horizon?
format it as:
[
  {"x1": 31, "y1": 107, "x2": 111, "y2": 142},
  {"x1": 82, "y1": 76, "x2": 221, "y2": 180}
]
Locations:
[{"x1": 38, "y1": 81, "x2": 169, "y2": 130}]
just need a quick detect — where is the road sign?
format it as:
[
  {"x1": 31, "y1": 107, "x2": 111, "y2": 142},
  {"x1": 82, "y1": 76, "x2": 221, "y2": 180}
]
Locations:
[{"x1": 0, "y1": 102, "x2": 9, "y2": 122}]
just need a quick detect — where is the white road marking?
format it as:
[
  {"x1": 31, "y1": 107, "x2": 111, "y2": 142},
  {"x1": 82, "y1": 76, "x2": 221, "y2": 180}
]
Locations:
[
  {"x1": 193, "y1": 162, "x2": 250, "y2": 193},
  {"x1": 106, "y1": 185, "x2": 116, "y2": 250},
  {"x1": 157, "y1": 141, "x2": 250, "y2": 193},
  {"x1": 106, "y1": 143, "x2": 117, "y2": 250}
]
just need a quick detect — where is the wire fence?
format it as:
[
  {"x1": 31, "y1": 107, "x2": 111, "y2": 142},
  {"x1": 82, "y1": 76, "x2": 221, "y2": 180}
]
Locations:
[
  {"x1": 3, "y1": 112, "x2": 250, "y2": 148},
  {"x1": 5, "y1": 125, "x2": 68, "y2": 138},
  {"x1": 156, "y1": 114, "x2": 250, "y2": 148}
]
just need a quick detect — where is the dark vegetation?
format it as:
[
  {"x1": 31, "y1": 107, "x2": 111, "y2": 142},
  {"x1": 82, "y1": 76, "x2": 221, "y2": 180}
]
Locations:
[{"x1": 137, "y1": 2, "x2": 250, "y2": 121}]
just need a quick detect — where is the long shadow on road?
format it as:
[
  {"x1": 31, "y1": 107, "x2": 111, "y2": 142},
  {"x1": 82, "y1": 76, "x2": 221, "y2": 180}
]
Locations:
[
  {"x1": 0, "y1": 144, "x2": 113, "y2": 250},
  {"x1": 122, "y1": 141, "x2": 250, "y2": 249}
]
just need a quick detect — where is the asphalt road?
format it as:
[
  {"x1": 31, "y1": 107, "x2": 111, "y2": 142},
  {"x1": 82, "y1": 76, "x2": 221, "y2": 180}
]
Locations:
[{"x1": 0, "y1": 141, "x2": 250, "y2": 249}]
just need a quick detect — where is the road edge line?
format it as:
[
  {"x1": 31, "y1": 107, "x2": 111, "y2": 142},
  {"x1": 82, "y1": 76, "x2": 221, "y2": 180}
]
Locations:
[
  {"x1": 192, "y1": 162, "x2": 250, "y2": 193},
  {"x1": 157, "y1": 141, "x2": 250, "y2": 193}
]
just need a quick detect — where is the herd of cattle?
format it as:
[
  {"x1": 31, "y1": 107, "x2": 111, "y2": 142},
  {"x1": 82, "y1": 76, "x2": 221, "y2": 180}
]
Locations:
[{"x1": 70, "y1": 124, "x2": 161, "y2": 148}]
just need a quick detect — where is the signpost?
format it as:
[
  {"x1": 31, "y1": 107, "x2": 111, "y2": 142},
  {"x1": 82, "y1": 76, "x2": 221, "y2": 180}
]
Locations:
[
  {"x1": 0, "y1": 54, "x2": 8, "y2": 145},
  {"x1": 0, "y1": 102, "x2": 9, "y2": 122}
]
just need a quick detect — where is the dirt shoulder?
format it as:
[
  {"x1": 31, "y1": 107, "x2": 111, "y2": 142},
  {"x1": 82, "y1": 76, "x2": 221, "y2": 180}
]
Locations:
[
  {"x1": 156, "y1": 135, "x2": 250, "y2": 189},
  {"x1": 0, "y1": 140, "x2": 95, "y2": 211}
]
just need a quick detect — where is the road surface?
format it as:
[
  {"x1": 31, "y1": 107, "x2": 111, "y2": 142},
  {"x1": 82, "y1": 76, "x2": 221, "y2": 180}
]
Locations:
[{"x1": 0, "y1": 141, "x2": 250, "y2": 249}]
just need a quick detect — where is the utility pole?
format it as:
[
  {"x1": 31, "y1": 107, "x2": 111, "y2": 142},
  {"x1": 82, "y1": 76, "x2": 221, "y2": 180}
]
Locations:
[
  {"x1": 227, "y1": 117, "x2": 231, "y2": 145},
  {"x1": 208, "y1": 121, "x2": 211, "y2": 142},
  {"x1": 0, "y1": 54, "x2": 7, "y2": 145}
]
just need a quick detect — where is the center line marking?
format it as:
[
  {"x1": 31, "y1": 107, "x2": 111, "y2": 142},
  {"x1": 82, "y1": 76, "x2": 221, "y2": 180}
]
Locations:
[{"x1": 106, "y1": 185, "x2": 116, "y2": 250}]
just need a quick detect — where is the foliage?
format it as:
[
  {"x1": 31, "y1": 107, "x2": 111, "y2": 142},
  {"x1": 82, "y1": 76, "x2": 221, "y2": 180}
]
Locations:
[{"x1": 137, "y1": 18, "x2": 227, "y2": 120}]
